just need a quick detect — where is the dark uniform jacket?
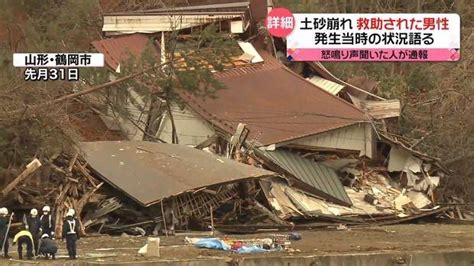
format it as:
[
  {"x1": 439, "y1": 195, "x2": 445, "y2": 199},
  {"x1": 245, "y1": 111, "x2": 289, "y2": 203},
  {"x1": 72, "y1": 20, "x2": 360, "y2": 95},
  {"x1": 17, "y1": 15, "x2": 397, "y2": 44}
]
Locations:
[
  {"x1": 39, "y1": 214, "x2": 55, "y2": 236},
  {"x1": 39, "y1": 238, "x2": 57, "y2": 254},
  {"x1": 62, "y1": 217, "x2": 80, "y2": 239},
  {"x1": 0, "y1": 217, "x2": 8, "y2": 239},
  {"x1": 25, "y1": 216, "x2": 40, "y2": 236}
]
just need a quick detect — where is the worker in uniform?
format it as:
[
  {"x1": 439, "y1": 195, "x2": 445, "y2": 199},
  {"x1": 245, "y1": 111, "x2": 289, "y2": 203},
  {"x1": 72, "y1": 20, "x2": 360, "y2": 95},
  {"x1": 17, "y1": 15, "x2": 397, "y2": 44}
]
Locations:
[
  {"x1": 12, "y1": 226, "x2": 34, "y2": 260},
  {"x1": 0, "y1": 207, "x2": 10, "y2": 258},
  {"x1": 23, "y1": 208, "x2": 40, "y2": 256},
  {"x1": 38, "y1": 234, "x2": 57, "y2": 259},
  {"x1": 39, "y1": 206, "x2": 55, "y2": 239},
  {"x1": 62, "y1": 209, "x2": 80, "y2": 260}
]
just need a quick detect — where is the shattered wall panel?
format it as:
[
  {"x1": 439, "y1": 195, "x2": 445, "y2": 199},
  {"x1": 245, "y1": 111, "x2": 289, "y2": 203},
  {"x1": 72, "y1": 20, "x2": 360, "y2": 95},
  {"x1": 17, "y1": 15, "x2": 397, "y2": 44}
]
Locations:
[{"x1": 388, "y1": 146, "x2": 422, "y2": 173}]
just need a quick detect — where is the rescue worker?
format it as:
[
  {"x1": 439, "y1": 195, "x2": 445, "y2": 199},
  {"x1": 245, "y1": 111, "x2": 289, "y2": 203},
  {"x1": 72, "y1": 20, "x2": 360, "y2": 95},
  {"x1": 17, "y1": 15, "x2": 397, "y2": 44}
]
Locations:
[
  {"x1": 38, "y1": 234, "x2": 57, "y2": 259},
  {"x1": 0, "y1": 207, "x2": 10, "y2": 258},
  {"x1": 12, "y1": 226, "x2": 34, "y2": 260},
  {"x1": 62, "y1": 209, "x2": 80, "y2": 260},
  {"x1": 39, "y1": 206, "x2": 55, "y2": 239},
  {"x1": 24, "y1": 208, "x2": 40, "y2": 256}
]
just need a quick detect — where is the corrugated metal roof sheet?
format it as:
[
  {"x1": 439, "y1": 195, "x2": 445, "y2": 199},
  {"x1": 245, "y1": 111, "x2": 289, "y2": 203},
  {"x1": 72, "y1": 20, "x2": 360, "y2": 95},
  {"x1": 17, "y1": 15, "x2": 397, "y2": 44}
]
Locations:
[
  {"x1": 180, "y1": 50, "x2": 368, "y2": 146},
  {"x1": 103, "y1": 14, "x2": 243, "y2": 34},
  {"x1": 306, "y1": 76, "x2": 345, "y2": 95},
  {"x1": 82, "y1": 141, "x2": 275, "y2": 206},
  {"x1": 91, "y1": 34, "x2": 152, "y2": 71},
  {"x1": 256, "y1": 149, "x2": 352, "y2": 206}
]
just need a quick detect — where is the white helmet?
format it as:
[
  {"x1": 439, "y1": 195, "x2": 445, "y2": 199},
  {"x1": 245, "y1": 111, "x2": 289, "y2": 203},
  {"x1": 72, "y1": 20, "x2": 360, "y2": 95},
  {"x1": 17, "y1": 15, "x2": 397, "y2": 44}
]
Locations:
[
  {"x1": 0, "y1": 207, "x2": 8, "y2": 215},
  {"x1": 42, "y1": 206, "x2": 51, "y2": 212},
  {"x1": 30, "y1": 208, "x2": 38, "y2": 216},
  {"x1": 41, "y1": 234, "x2": 50, "y2": 239},
  {"x1": 65, "y1": 208, "x2": 75, "y2": 217}
]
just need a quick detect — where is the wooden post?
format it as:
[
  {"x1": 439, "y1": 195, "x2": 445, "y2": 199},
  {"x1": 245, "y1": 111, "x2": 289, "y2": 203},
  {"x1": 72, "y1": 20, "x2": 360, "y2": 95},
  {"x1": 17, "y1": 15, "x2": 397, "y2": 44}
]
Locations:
[
  {"x1": 210, "y1": 206, "x2": 214, "y2": 236},
  {"x1": 161, "y1": 201, "x2": 168, "y2": 237}
]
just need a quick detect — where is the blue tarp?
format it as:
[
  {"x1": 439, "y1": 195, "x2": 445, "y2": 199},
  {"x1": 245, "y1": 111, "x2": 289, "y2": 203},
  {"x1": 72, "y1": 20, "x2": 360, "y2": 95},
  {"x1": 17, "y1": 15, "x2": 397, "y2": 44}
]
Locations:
[
  {"x1": 234, "y1": 246, "x2": 270, "y2": 254},
  {"x1": 195, "y1": 238, "x2": 231, "y2": 251},
  {"x1": 194, "y1": 238, "x2": 274, "y2": 253}
]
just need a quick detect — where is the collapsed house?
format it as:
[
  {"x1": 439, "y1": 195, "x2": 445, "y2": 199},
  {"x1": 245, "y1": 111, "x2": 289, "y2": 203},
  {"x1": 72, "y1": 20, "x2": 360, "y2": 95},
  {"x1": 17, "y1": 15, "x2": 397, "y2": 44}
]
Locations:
[
  {"x1": 0, "y1": 1, "x2": 465, "y2": 237},
  {"x1": 82, "y1": 1, "x2": 460, "y2": 232}
]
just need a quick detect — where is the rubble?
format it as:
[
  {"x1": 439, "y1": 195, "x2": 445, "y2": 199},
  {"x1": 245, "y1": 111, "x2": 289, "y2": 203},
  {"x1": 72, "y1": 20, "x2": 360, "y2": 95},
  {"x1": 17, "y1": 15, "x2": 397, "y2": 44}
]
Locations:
[{"x1": 0, "y1": 1, "x2": 468, "y2": 242}]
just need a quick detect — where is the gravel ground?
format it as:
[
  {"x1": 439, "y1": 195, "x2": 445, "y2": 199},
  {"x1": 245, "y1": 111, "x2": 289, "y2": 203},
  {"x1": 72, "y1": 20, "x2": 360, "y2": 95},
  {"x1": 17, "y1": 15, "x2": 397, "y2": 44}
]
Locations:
[{"x1": 0, "y1": 224, "x2": 472, "y2": 265}]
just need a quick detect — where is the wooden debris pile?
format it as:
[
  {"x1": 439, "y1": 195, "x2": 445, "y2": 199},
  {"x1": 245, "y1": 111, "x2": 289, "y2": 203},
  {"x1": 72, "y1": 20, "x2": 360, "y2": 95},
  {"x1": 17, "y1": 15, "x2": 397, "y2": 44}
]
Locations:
[
  {"x1": 81, "y1": 181, "x2": 287, "y2": 236},
  {"x1": 0, "y1": 153, "x2": 104, "y2": 238}
]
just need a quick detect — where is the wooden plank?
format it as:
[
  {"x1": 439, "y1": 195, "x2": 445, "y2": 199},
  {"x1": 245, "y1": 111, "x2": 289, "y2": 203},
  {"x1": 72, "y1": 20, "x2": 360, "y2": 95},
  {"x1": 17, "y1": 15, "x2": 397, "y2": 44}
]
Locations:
[
  {"x1": 75, "y1": 162, "x2": 98, "y2": 187},
  {"x1": 195, "y1": 134, "x2": 217, "y2": 149},
  {"x1": 252, "y1": 201, "x2": 290, "y2": 226},
  {"x1": 68, "y1": 150, "x2": 80, "y2": 172}
]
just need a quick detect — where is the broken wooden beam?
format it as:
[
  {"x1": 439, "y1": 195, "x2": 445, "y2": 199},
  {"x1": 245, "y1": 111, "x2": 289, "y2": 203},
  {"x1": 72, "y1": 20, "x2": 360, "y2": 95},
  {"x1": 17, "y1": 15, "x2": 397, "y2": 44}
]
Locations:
[
  {"x1": 252, "y1": 201, "x2": 291, "y2": 226},
  {"x1": 1, "y1": 159, "x2": 42, "y2": 197}
]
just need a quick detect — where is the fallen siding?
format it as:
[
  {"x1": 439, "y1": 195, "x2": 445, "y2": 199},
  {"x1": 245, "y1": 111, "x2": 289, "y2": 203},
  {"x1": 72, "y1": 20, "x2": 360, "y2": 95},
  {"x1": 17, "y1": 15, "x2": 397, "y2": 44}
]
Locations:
[{"x1": 279, "y1": 123, "x2": 375, "y2": 159}]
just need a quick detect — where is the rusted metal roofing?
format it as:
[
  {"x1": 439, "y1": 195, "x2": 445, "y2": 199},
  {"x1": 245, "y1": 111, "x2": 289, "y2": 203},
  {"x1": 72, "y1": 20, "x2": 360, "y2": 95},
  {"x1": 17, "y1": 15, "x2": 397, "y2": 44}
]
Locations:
[
  {"x1": 91, "y1": 34, "x2": 152, "y2": 71},
  {"x1": 82, "y1": 141, "x2": 275, "y2": 206},
  {"x1": 179, "y1": 50, "x2": 368, "y2": 146}
]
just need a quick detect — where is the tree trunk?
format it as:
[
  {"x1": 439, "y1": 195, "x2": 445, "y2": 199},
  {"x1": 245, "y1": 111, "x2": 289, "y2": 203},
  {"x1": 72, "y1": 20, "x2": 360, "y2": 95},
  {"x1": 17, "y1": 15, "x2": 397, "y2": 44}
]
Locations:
[
  {"x1": 143, "y1": 95, "x2": 163, "y2": 141},
  {"x1": 166, "y1": 102, "x2": 179, "y2": 144}
]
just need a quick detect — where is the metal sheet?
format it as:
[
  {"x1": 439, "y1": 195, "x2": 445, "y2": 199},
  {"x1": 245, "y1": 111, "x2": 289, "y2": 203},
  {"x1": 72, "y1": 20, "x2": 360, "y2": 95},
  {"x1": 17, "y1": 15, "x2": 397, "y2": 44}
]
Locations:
[
  {"x1": 179, "y1": 50, "x2": 367, "y2": 146},
  {"x1": 306, "y1": 76, "x2": 345, "y2": 95},
  {"x1": 82, "y1": 141, "x2": 275, "y2": 206},
  {"x1": 237, "y1": 41, "x2": 263, "y2": 63},
  {"x1": 257, "y1": 149, "x2": 352, "y2": 206}
]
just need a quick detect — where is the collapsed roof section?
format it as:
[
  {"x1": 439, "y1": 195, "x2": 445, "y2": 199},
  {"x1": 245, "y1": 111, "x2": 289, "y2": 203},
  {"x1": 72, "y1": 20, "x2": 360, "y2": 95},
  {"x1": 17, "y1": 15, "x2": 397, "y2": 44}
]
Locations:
[
  {"x1": 178, "y1": 49, "x2": 369, "y2": 146},
  {"x1": 256, "y1": 149, "x2": 352, "y2": 206},
  {"x1": 81, "y1": 141, "x2": 276, "y2": 206}
]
